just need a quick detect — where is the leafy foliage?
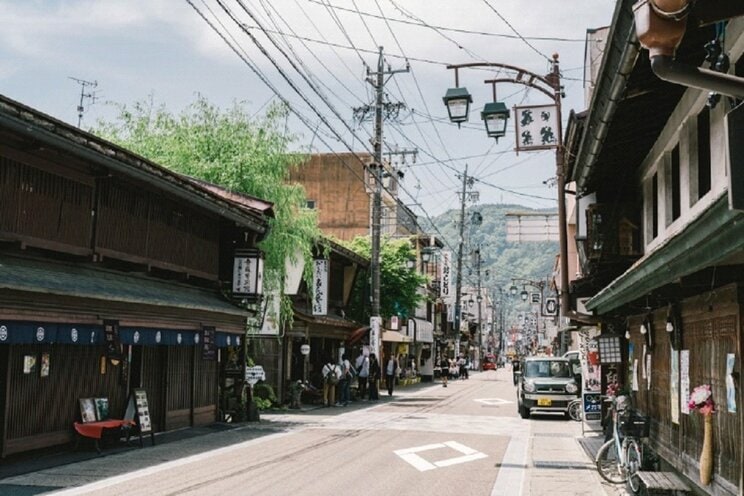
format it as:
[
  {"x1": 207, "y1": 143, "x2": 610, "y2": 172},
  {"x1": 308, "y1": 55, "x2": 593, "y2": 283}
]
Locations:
[
  {"x1": 93, "y1": 96, "x2": 321, "y2": 327},
  {"x1": 423, "y1": 204, "x2": 558, "y2": 289},
  {"x1": 343, "y1": 236, "x2": 428, "y2": 320}
]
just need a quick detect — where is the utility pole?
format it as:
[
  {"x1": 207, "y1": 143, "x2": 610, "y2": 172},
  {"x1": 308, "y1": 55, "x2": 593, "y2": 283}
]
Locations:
[
  {"x1": 359, "y1": 47, "x2": 409, "y2": 357},
  {"x1": 475, "y1": 248, "x2": 483, "y2": 362},
  {"x1": 68, "y1": 77, "x2": 98, "y2": 128},
  {"x1": 453, "y1": 164, "x2": 469, "y2": 357}
]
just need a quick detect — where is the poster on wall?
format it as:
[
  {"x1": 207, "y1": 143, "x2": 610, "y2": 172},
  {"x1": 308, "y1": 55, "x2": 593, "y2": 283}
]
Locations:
[
  {"x1": 646, "y1": 354, "x2": 651, "y2": 391},
  {"x1": 670, "y1": 349, "x2": 680, "y2": 424},
  {"x1": 680, "y1": 350, "x2": 690, "y2": 415},
  {"x1": 641, "y1": 345, "x2": 647, "y2": 379},
  {"x1": 40, "y1": 352, "x2": 50, "y2": 378},
  {"x1": 726, "y1": 353, "x2": 737, "y2": 413},
  {"x1": 23, "y1": 355, "x2": 36, "y2": 374},
  {"x1": 632, "y1": 359, "x2": 639, "y2": 392}
]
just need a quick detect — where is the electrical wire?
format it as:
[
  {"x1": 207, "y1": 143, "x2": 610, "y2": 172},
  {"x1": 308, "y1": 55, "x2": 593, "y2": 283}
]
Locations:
[
  {"x1": 306, "y1": 0, "x2": 586, "y2": 43},
  {"x1": 481, "y1": 0, "x2": 552, "y2": 63}
]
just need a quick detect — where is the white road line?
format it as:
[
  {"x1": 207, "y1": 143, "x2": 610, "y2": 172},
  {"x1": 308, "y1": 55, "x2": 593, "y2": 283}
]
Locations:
[
  {"x1": 394, "y1": 443, "x2": 446, "y2": 455},
  {"x1": 398, "y1": 453, "x2": 438, "y2": 472},
  {"x1": 48, "y1": 431, "x2": 295, "y2": 495},
  {"x1": 434, "y1": 452, "x2": 488, "y2": 468},
  {"x1": 490, "y1": 429, "x2": 529, "y2": 496}
]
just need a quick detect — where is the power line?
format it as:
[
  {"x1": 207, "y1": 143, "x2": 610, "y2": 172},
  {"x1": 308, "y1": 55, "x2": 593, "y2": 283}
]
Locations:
[
  {"x1": 306, "y1": 0, "x2": 586, "y2": 43},
  {"x1": 481, "y1": 0, "x2": 552, "y2": 63}
]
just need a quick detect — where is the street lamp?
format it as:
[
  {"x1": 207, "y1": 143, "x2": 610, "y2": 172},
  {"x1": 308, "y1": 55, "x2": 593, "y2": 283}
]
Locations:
[
  {"x1": 443, "y1": 56, "x2": 579, "y2": 325},
  {"x1": 509, "y1": 284, "x2": 518, "y2": 297},
  {"x1": 481, "y1": 101, "x2": 510, "y2": 140},
  {"x1": 442, "y1": 87, "x2": 472, "y2": 125},
  {"x1": 520, "y1": 288, "x2": 529, "y2": 302}
]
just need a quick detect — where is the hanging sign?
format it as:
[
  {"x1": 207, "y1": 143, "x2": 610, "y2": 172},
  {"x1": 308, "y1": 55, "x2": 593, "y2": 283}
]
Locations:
[
  {"x1": 245, "y1": 365, "x2": 265, "y2": 386},
  {"x1": 514, "y1": 104, "x2": 559, "y2": 152},
  {"x1": 232, "y1": 249, "x2": 264, "y2": 297},
  {"x1": 103, "y1": 320, "x2": 122, "y2": 363},
  {"x1": 440, "y1": 250, "x2": 452, "y2": 302},
  {"x1": 312, "y1": 259, "x2": 329, "y2": 315},
  {"x1": 544, "y1": 297, "x2": 558, "y2": 316},
  {"x1": 202, "y1": 326, "x2": 216, "y2": 361}
]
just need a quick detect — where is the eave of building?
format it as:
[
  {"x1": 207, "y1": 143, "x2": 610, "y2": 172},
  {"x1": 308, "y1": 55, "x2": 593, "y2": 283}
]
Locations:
[
  {"x1": 570, "y1": 1, "x2": 713, "y2": 196},
  {"x1": 0, "y1": 94, "x2": 269, "y2": 233},
  {"x1": 586, "y1": 194, "x2": 744, "y2": 314}
]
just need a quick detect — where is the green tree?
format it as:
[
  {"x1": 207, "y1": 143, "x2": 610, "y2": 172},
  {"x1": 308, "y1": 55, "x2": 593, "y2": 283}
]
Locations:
[
  {"x1": 93, "y1": 96, "x2": 321, "y2": 327},
  {"x1": 344, "y1": 236, "x2": 428, "y2": 320}
]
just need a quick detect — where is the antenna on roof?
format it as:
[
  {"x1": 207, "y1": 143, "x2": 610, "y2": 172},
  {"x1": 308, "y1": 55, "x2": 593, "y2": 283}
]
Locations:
[{"x1": 68, "y1": 77, "x2": 98, "y2": 128}]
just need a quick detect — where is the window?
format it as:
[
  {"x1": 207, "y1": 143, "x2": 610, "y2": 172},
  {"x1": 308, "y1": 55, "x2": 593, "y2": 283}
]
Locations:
[
  {"x1": 306, "y1": 200, "x2": 316, "y2": 209},
  {"x1": 671, "y1": 145, "x2": 681, "y2": 221},
  {"x1": 697, "y1": 107, "x2": 711, "y2": 199}
]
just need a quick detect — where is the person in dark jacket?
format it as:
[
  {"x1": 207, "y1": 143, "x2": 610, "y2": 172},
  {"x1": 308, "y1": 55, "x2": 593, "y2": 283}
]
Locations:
[{"x1": 368, "y1": 353, "x2": 381, "y2": 400}]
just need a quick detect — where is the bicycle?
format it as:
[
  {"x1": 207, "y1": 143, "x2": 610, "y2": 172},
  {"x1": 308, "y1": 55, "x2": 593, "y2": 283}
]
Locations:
[{"x1": 595, "y1": 395, "x2": 649, "y2": 493}]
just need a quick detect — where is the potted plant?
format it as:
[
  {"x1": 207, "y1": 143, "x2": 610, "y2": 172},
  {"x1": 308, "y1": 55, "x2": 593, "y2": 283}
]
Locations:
[{"x1": 688, "y1": 384, "x2": 715, "y2": 485}]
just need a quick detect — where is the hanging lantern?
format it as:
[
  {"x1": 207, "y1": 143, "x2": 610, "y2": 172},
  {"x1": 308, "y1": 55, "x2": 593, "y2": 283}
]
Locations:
[
  {"x1": 443, "y1": 87, "x2": 472, "y2": 125},
  {"x1": 481, "y1": 101, "x2": 510, "y2": 139},
  {"x1": 232, "y1": 248, "x2": 265, "y2": 302}
]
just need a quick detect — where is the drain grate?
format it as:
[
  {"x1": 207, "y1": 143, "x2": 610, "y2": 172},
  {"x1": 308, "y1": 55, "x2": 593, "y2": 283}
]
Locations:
[{"x1": 533, "y1": 460, "x2": 593, "y2": 470}]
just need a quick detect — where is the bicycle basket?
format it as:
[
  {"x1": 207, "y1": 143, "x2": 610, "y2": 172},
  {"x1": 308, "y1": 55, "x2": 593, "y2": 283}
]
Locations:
[{"x1": 619, "y1": 414, "x2": 650, "y2": 438}]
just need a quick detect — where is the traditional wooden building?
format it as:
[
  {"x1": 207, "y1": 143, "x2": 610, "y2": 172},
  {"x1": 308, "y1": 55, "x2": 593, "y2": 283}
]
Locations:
[
  {"x1": 0, "y1": 95, "x2": 272, "y2": 456},
  {"x1": 565, "y1": 3, "x2": 744, "y2": 494}
]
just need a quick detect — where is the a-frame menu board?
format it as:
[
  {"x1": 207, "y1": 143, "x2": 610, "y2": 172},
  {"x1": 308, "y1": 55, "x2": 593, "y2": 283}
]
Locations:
[{"x1": 125, "y1": 388, "x2": 155, "y2": 446}]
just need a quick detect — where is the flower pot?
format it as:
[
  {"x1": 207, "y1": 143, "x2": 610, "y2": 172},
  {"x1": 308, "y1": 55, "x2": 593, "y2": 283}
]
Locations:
[{"x1": 699, "y1": 412, "x2": 713, "y2": 485}]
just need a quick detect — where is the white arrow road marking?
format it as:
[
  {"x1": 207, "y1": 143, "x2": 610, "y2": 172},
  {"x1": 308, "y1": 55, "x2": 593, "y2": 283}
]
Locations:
[
  {"x1": 474, "y1": 397, "x2": 513, "y2": 405},
  {"x1": 394, "y1": 441, "x2": 488, "y2": 472}
]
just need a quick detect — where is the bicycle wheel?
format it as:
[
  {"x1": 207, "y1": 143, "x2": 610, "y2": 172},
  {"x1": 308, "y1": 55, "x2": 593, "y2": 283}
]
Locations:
[
  {"x1": 568, "y1": 400, "x2": 582, "y2": 422},
  {"x1": 625, "y1": 438, "x2": 643, "y2": 493},
  {"x1": 595, "y1": 439, "x2": 626, "y2": 484}
]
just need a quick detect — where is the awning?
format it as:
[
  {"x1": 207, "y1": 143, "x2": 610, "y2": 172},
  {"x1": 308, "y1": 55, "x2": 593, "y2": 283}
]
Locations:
[
  {"x1": 409, "y1": 318, "x2": 434, "y2": 343},
  {"x1": 0, "y1": 254, "x2": 248, "y2": 317},
  {"x1": 346, "y1": 326, "x2": 370, "y2": 345},
  {"x1": 382, "y1": 330, "x2": 413, "y2": 343},
  {"x1": 0, "y1": 321, "x2": 240, "y2": 347}
]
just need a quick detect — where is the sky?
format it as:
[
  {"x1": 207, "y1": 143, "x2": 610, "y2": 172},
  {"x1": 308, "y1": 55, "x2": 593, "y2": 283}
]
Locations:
[{"x1": 0, "y1": 0, "x2": 616, "y2": 222}]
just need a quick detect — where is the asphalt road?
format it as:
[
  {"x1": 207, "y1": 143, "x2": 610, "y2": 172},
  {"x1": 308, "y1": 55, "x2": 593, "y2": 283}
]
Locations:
[{"x1": 3, "y1": 368, "x2": 624, "y2": 496}]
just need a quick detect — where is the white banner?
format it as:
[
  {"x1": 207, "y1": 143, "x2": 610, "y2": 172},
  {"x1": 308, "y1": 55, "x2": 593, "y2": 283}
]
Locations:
[
  {"x1": 259, "y1": 291, "x2": 281, "y2": 336},
  {"x1": 312, "y1": 259, "x2": 328, "y2": 315},
  {"x1": 440, "y1": 250, "x2": 452, "y2": 302},
  {"x1": 370, "y1": 316, "x2": 381, "y2": 355},
  {"x1": 232, "y1": 253, "x2": 263, "y2": 295},
  {"x1": 284, "y1": 249, "x2": 305, "y2": 296},
  {"x1": 514, "y1": 104, "x2": 559, "y2": 151}
]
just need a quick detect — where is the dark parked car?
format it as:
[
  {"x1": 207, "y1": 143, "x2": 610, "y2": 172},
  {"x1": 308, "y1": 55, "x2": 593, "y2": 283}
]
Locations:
[{"x1": 515, "y1": 356, "x2": 579, "y2": 419}]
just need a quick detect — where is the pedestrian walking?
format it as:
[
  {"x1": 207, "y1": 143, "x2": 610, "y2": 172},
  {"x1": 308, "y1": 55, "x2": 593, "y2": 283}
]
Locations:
[
  {"x1": 321, "y1": 355, "x2": 340, "y2": 407},
  {"x1": 385, "y1": 353, "x2": 398, "y2": 396},
  {"x1": 457, "y1": 354, "x2": 469, "y2": 380},
  {"x1": 368, "y1": 353, "x2": 380, "y2": 400},
  {"x1": 355, "y1": 350, "x2": 369, "y2": 400},
  {"x1": 338, "y1": 353, "x2": 352, "y2": 406},
  {"x1": 439, "y1": 354, "x2": 449, "y2": 387}
]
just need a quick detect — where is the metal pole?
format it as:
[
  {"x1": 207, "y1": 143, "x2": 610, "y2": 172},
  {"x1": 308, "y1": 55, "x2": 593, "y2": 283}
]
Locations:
[
  {"x1": 370, "y1": 47, "x2": 384, "y2": 358},
  {"x1": 476, "y1": 249, "x2": 482, "y2": 364},
  {"x1": 552, "y1": 54, "x2": 571, "y2": 322},
  {"x1": 453, "y1": 164, "x2": 468, "y2": 357}
]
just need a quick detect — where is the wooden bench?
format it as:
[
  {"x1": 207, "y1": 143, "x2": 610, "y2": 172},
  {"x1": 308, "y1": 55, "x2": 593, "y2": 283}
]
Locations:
[
  {"x1": 75, "y1": 397, "x2": 135, "y2": 453},
  {"x1": 73, "y1": 419, "x2": 135, "y2": 453},
  {"x1": 635, "y1": 471, "x2": 692, "y2": 495}
]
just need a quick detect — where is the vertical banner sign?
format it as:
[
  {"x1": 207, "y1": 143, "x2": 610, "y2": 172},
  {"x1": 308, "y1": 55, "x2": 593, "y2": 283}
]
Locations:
[
  {"x1": 440, "y1": 250, "x2": 452, "y2": 302},
  {"x1": 312, "y1": 259, "x2": 329, "y2": 315},
  {"x1": 514, "y1": 104, "x2": 559, "y2": 152},
  {"x1": 103, "y1": 320, "x2": 122, "y2": 362},
  {"x1": 202, "y1": 326, "x2": 216, "y2": 361},
  {"x1": 370, "y1": 316, "x2": 381, "y2": 356},
  {"x1": 670, "y1": 349, "x2": 680, "y2": 424},
  {"x1": 232, "y1": 249, "x2": 264, "y2": 297},
  {"x1": 680, "y1": 350, "x2": 689, "y2": 413}
]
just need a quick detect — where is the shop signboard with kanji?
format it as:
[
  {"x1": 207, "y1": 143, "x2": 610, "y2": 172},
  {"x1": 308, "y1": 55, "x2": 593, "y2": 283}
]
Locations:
[
  {"x1": 312, "y1": 259, "x2": 328, "y2": 315},
  {"x1": 514, "y1": 104, "x2": 559, "y2": 152}
]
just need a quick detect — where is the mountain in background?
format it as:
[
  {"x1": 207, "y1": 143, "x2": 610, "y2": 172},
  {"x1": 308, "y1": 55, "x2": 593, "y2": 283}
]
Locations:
[{"x1": 422, "y1": 203, "x2": 558, "y2": 290}]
